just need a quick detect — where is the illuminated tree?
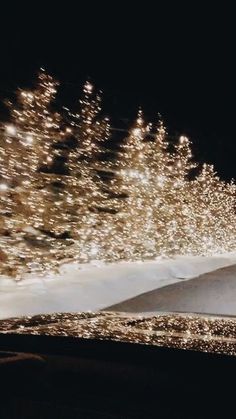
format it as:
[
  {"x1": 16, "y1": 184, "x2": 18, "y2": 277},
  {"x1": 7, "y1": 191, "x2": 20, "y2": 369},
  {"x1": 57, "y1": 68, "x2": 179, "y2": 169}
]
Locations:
[
  {"x1": 0, "y1": 68, "x2": 65, "y2": 231},
  {"x1": 0, "y1": 70, "x2": 71, "y2": 276},
  {"x1": 192, "y1": 164, "x2": 236, "y2": 254},
  {"x1": 62, "y1": 81, "x2": 112, "y2": 261},
  {"x1": 172, "y1": 135, "x2": 196, "y2": 181},
  {"x1": 4, "y1": 68, "x2": 64, "y2": 175},
  {"x1": 67, "y1": 81, "x2": 110, "y2": 174},
  {"x1": 144, "y1": 119, "x2": 175, "y2": 254},
  {"x1": 162, "y1": 135, "x2": 198, "y2": 254},
  {"x1": 98, "y1": 109, "x2": 153, "y2": 260}
]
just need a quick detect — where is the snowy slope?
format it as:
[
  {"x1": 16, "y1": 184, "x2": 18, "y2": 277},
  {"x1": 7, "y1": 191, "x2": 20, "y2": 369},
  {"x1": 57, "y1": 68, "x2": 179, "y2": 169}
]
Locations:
[{"x1": 1, "y1": 253, "x2": 236, "y2": 319}]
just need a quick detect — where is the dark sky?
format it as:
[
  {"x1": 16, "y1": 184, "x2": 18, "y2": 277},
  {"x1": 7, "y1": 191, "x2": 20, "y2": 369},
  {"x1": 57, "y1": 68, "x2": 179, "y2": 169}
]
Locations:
[{"x1": 0, "y1": 2, "x2": 233, "y2": 179}]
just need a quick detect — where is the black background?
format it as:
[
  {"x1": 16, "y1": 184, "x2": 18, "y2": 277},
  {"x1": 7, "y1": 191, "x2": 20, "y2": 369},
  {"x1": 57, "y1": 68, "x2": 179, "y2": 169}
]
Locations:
[{"x1": 0, "y1": 2, "x2": 233, "y2": 179}]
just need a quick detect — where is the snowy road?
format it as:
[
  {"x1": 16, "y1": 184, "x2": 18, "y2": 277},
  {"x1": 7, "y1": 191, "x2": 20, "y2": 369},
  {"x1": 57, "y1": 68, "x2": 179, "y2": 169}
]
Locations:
[
  {"x1": 1, "y1": 254, "x2": 236, "y2": 319},
  {"x1": 107, "y1": 264, "x2": 236, "y2": 315}
]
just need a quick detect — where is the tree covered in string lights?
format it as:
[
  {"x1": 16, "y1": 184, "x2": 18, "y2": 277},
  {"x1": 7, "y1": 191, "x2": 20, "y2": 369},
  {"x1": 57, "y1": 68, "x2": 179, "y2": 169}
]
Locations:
[
  {"x1": 144, "y1": 119, "x2": 174, "y2": 254},
  {"x1": 63, "y1": 80, "x2": 112, "y2": 261},
  {"x1": 0, "y1": 68, "x2": 66, "y2": 201},
  {"x1": 95, "y1": 109, "x2": 152, "y2": 260},
  {"x1": 162, "y1": 135, "x2": 198, "y2": 254},
  {"x1": 0, "y1": 69, "x2": 68, "y2": 275},
  {"x1": 66, "y1": 81, "x2": 110, "y2": 172},
  {"x1": 191, "y1": 164, "x2": 236, "y2": 253},
  {"x1": 3, "y1": 68, "x2": 64, "y2": 175}
]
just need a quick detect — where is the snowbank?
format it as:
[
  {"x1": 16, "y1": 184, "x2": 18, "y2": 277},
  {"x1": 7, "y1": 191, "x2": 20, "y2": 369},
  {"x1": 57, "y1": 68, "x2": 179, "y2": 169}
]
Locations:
[{"x1": 1, "y1": 253, "x2": 236, "y2": 319}]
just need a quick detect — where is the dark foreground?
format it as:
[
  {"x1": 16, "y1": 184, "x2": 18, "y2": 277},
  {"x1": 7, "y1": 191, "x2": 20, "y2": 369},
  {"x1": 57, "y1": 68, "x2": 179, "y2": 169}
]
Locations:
[{"x1": 1, "y1": 311, "x2": 236, "y2": 418}]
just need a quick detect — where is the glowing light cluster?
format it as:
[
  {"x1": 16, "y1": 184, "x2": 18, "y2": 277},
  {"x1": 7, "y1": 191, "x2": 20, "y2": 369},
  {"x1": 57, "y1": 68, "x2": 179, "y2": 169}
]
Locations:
[{"x1": 0, "y1": 70, "x2": 236, "y2": 278}]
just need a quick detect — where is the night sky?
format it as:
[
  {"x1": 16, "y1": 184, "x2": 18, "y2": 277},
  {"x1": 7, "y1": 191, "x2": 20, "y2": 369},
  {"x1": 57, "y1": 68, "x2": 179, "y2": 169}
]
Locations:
[{"x1": 0, "y1": 3, "x2": 233, "y2": 179}]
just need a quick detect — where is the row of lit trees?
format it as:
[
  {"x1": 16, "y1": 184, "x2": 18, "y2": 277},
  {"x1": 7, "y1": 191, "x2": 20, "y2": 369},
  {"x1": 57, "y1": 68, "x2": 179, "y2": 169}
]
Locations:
[{"x1": 0, "y1": 69, "x2": 236, "y2": 277}]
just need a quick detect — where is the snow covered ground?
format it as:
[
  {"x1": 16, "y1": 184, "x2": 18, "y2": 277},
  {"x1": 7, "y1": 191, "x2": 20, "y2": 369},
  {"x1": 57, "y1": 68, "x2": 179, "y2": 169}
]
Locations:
[{"x1": 1, "y1": 253, "x2": 236, "y2": 319}]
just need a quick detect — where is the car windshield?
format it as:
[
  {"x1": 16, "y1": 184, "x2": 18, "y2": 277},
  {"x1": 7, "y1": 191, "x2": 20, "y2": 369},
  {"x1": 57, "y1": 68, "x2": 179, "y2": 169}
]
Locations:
[{"x1": 0, "y1": 5, "x2": 233, "y2": 355}]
